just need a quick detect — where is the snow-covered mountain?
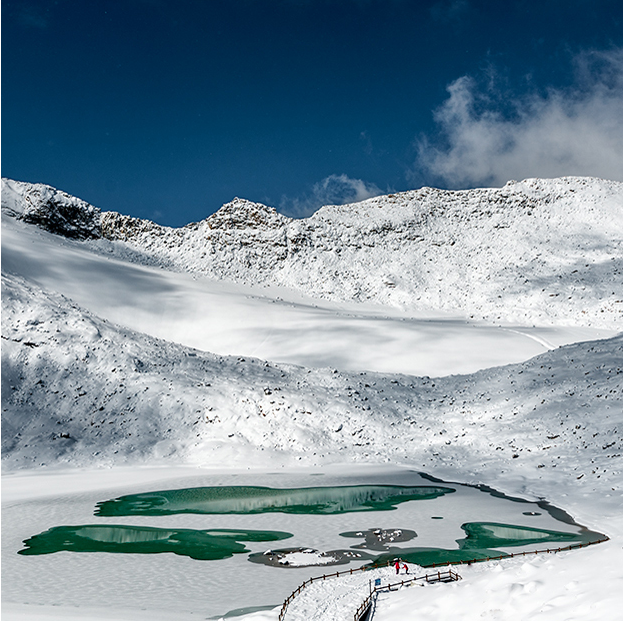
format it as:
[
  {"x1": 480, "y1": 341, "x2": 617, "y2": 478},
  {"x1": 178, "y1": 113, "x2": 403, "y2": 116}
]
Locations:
[
  {"x1": 1, "y1": 176, "x2": 622, "y2": 621},
  {"x1": 3, "y1": 176, "x2": 622, "y2": 328},
  {"x1": 1, "y1": 175, "x2": 622, "y2": 476},
  {"x1": 2, "y1": 173, "x2": 622, "y2": 477}
]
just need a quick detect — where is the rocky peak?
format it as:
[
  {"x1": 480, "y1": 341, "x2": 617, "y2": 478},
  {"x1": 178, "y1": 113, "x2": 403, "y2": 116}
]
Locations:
[
  {"x1": 1, "y1": 178, "x2": 101, "y2": 240},
  {"x1": 206, "y1": 197, "x2": 288, "y2": 230},
  {"x1": 100, "y1": 211, "x2": 167, "y2": 241}
]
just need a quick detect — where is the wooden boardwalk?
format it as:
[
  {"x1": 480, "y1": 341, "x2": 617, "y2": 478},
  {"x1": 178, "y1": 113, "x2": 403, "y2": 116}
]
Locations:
[
  {"x1": 278, "y1": 537, "x2": 609, "y2": 621},
  {"x1": 354, "y1": 569, "x2": 462, "y2": 621}
]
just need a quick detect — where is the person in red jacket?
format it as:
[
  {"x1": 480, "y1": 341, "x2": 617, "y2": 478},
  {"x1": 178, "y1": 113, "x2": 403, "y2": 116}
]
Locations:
[{"x1": 394, "y1": 559, "x2": 400, "y2": 574}]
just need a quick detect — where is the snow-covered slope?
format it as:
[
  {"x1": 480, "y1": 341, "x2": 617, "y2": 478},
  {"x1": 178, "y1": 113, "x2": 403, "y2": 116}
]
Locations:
[
  {"x1": 3, "y1": 176, "x2": 622, "y2": 328},
  {"x1": 2, "y1": 265, "x2": 622, "y2": 620},
  {"x1": 2, "y1": 271, "x2": 621, "y2": 502},
  {"x1": 3, "y1": 211, "x2": 615, "y2": 378},
  {"x1": 2, "y1": 173, "x2": 621, "y2": 495}
]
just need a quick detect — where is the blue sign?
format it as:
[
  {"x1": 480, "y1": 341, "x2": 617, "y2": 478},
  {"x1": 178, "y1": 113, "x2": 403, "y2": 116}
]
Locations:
[{"x1": 374, "y1": 579, "x2": 381, "y2": 586}]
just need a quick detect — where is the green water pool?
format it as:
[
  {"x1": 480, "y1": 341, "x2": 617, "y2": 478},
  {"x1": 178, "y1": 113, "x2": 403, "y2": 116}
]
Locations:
[
  {"x1": 18, "y1": 525, "x2": 293, "y2": 560},
  {"x1": 94, "y1": 484, "x2": 455, "y2": 516},
  {"x1": 18, "y1": 479, "x2": 607, "y2": 567}
]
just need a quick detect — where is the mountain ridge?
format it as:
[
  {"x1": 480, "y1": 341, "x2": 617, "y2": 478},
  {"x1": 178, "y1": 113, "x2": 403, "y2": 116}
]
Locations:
[{"x1": 2, "y1": 176, "x2": 621, "y2": 328}]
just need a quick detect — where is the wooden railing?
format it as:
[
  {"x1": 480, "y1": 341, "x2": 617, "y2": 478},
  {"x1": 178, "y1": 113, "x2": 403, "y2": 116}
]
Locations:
[
  {"x1": 353, "y1": 570, "x2": 461, "y2": 621},
  {"x1": 423, "y1": 537, "x2": 609, "y2": 568},
  {"x1": 278, "y1": 560, "x2": 393, "y2": 621},
  {"x1": 278, "y1": 537, "x2": 609, "y2": 621}
]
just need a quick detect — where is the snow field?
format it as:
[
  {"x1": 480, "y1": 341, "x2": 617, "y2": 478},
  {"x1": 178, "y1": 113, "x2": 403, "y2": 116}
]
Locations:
[
  {"x1": 2, "y1": 213, "x2": 615, "y2": 378},
  {"x1": 2, "y1": 270, "x2": 621, "y2": 498},
  {"x1": 373, "y1": 541, "x2": 623, "y2": 621}
]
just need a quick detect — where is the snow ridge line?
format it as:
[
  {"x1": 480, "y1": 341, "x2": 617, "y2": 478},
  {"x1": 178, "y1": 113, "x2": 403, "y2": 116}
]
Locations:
[
  {"x1": 3, "y1": 176, "x2": 622, "y2": 330},
  {"x1": 279, "y1": 538, "x2": 609, "y2": 621}
]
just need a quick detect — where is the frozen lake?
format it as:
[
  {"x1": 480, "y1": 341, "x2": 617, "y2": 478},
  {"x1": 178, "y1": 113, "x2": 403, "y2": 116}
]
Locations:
[{"x1": 2, "y1": 465, "x2": 604, "y2": 620}]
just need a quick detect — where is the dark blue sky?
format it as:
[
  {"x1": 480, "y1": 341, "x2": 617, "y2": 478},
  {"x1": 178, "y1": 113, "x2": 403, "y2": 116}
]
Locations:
[{"x1": 2, "y1": 0, "x2": 622, "y2": 225}]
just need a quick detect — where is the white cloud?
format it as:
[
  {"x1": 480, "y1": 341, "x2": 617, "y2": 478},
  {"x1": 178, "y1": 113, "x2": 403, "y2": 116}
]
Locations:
[
  {"x1": 281, "y1": 174, "x2": 383, "y2": 217},
  {"x1": 413, "y1": 48, "x2": 623, "y2": 188}
]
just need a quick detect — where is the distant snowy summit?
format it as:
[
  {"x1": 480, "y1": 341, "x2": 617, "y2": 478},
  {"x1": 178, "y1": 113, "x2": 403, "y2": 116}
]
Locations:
[{"x1": 2, "y1": 176, "x2": 622, "y2": 329}]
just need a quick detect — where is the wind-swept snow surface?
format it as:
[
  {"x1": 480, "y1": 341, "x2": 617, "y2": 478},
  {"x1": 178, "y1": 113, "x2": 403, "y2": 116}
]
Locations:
[
  {"x1": 2, "y1": 212, "x2": 613, "y2": 376},
  {"x1": 2, "y1": 270, "x2": 621, "y2": 481},
  {"x1": 1, "y1": 177, "x2": 622, "y2": 620}
]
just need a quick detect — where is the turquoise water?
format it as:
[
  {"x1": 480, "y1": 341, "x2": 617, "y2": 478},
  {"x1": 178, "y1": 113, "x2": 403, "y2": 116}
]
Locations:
[
  {"x1": 19, "y1": 479, "x2": 606, "y2": 568},
  {"x1": 458, "y1": 522, "x2": 591, "y2": 550},
  {"x1": 363, "y1": 520, "x2": 603, "y2": 568},
  {"x1": 18, "y1": 525, "x2": 292, "y2": 560},
  {"x1": 94, "y1": 484, "x2": 455, "y2": 516}
]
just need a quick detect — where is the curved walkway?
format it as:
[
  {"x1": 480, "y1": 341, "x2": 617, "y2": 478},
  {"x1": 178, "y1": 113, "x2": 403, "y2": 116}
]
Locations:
[
  {"x1": 285, "y1": 565, "x2": 408, "y2": 621},
  {"x1": 280, "y1": 538, "x2": 608, "y2": 620}
]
